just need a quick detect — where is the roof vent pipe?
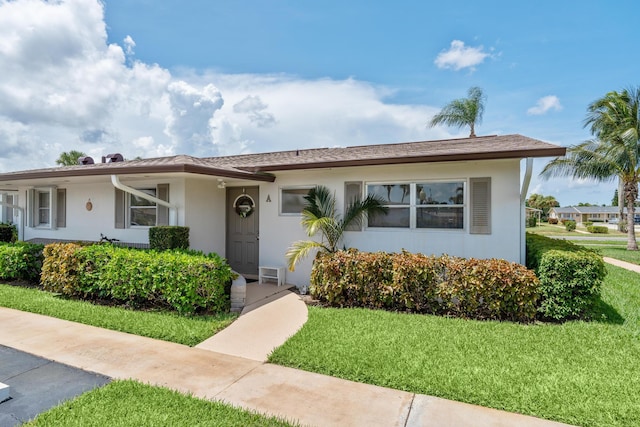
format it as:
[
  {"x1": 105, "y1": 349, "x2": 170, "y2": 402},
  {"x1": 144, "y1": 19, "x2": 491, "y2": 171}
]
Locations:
[
  {"x1": 78, "y1": 156, "x2": 94, "y2": 165},
  {"x1": 106, "y1": 153, "x2": 124, "y2": 163}
]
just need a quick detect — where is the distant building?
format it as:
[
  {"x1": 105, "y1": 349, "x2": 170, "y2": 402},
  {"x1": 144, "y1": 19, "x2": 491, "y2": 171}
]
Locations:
[{"x1": 548, "y1": 206, "x2": 624, "y2": 224}]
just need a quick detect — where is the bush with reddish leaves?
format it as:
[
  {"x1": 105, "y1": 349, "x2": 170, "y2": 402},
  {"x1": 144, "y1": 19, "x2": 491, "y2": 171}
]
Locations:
[{"x1": 311, "y1": 249, "x2": 540, "y2": 322}]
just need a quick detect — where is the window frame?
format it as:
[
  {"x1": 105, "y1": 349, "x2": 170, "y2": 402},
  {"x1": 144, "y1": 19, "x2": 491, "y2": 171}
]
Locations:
[
  {"x1": 29, "y1": 186, "x2": 65, "y2": 229},
  {"x1": 128, "y1": 188, "x2": 158, "y2": 228},
  {"x1": 279, "y1": 185, "x2": 314, "y2": 216},
  {"x1": 365, "y1": 180, "x2": 467, "y2": 231}
]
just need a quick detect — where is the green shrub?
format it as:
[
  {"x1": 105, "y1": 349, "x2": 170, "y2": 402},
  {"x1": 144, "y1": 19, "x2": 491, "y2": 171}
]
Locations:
[
  {"x1": 0, "y1": 224, "x2": 16, "y2": 243},
  {"x1": 587, "y1": 225, "x2": 609, "y2": 234},
  {"x1": 565, "y1": 220, "x2": 576, "y2": 231},
  {"x1": 311, "y1": 249, "x2": 539, "y2": 322},
  {"x1": 526, "y1": 233, "x2": 606, "y2": 320},
  {"x1": 0, "y1": 242, "x2": 44, "y2": 282},
  {"x1": 584, "y1": 221, "x2": 593, "y2": 227},
  {"x1": 149, "y1": 226, "x2": 190, "y2": 251},
  {"x1": 527, "y1": 216, "x2": 538, "y2": 227},
  {"x1": 547, "y1": 218, "x2": 559, "y2": 224},
  {"x1": 41, "y1": 243, "x2": 234, "y2": 315}
]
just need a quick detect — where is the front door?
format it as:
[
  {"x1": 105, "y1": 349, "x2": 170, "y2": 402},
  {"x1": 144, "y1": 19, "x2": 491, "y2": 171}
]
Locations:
[{"x1": 226, "y1": 186, "x2": 259, "y2": 276}]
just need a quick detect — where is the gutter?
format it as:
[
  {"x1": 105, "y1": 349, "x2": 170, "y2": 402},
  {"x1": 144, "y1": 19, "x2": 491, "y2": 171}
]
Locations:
[
  {"x1": 111, "y1": 175, "x2": 178, "y2": 226},
  {"x1": 0, "y1": 200, "x2": 24, "y2": 241},
  {"x1": 520, "y1": 158, "x2": 534, "y2": 265}
]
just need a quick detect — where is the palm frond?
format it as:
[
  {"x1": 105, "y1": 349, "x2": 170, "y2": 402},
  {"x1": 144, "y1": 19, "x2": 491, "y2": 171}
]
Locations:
[{"x1": 285, "y1": 240, "x2": 329, "y2": 272}]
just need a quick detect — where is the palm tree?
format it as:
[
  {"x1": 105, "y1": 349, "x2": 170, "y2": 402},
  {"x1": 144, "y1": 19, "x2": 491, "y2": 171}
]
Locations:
[
  {"x1": 286, "y1": 185, "x2": 388, "y2": 271},
  {"x1": 56, "y1": 150, "x2": 87, "y2": 166},
  {"x1": 541, "y1": 87, "x2": 640, "y2": 250},
  {"x1": 429, "y1": 86, "x2": 486, "y2": 137}
]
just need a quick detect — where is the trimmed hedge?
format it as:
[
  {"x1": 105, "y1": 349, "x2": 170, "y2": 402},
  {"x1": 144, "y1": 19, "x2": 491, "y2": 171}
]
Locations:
[
  {"x1": 526, "y1": 233, "x2": 606, "y2": 320},
  {"x1": 587, "y1": 225, "x2": 608, "y2": 234},
  {"x1": 0, "y1": 224, "x2": 16, "y2": 243},
  {"x1": 149, "y1": 226, "x2": 190, "y2": 251},
  {"x1": 0, "y1": 242, "x2": 44, "y2": 282},
  {"x1": 565, "y1": 220, "x2": 576, "y2": 231},
  {"x1": 41, "y1": 243, "x2": 234, "y2": 315},
  {"x1": 547, "y1": 218, "x2": 559, "y2": 224},
  {"x1": 310, "y1": 249, "x2": 540, "y2": 322}
]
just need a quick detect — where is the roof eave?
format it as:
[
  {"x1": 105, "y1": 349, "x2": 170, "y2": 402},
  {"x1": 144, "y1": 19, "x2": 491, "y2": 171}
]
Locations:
[
  {"x1": 0, "y1": 164, "x2": 276, "y2": 183},
  {"x1": 241, "y1": 147, "x2": 568, "y2": 172}
]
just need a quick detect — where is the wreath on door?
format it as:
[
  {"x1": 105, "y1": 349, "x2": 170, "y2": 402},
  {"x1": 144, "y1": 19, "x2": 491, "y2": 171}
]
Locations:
[{"x1": 234, "y1": 194, "x2": 255, "y2": 218}]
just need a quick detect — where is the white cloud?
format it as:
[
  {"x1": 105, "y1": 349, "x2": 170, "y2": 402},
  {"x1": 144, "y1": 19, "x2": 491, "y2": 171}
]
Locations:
[
  {"x1": 527, "y1": 95, "x2": 562, "y2": 115},
  {"x1": 123, "y1": 35, "x2": 136, "y2": 56},
  {"x1": 164, "y1": 81, "x2": 224, "y2": 156},
  {"x1": 0, "y1": 0, "x2": 449, "y2": 172},
  {"x1": 434, "y1": 40, "x2": 490, "y2": 71}
]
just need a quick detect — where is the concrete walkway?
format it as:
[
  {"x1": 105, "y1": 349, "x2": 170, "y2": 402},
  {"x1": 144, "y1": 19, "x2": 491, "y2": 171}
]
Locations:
[
  {"x1": 0, "y1": 306, "x2": 573, "y2": 427},
  {"x1": 196, "y1": 285, "x2": 308, "y2": 361},
  {"x1": 603, "y1": 256, "x2": 640, "y2": 273}
]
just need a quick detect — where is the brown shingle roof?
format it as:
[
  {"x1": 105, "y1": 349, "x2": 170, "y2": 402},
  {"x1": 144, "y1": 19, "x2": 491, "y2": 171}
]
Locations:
[{"x1": 0, "y1": 134, "x2": 565, "y2": 182}]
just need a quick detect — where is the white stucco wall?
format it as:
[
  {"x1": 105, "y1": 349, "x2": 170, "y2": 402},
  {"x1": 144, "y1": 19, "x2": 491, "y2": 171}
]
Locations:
[
  {"x1": 184, "y1": 177, "x2": 226, "y2": 254},
  {"x1": 257, "y1": 159, "x2": 522, "y2": 287},
  {"x1": 19, "y1": 177, "x2": 186, "y2": 244}
]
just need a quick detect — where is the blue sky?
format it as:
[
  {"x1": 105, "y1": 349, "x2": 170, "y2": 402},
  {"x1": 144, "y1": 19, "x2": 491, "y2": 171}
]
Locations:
[{"x1": 1, "y1": 0, "x2": 638, "y2": 205}]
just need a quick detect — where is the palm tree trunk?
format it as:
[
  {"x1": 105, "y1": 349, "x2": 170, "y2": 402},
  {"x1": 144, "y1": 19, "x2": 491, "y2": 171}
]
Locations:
[
  {"x1": 618, "y1": 179, "x2": 624, "y2": 232},
  {"x1": 624, "y1": 179, "x2": 639, "y2": 250}
]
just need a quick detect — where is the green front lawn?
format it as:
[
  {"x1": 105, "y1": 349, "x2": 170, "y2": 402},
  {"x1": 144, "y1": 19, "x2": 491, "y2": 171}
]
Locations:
[
  {"x1": 0, "y1": 284, "x2": 236, "y2": 346},
  {"x1": 269, "y1": 264, "x2": 640, "y2": 427},
  {"x1": 26, "y1": 380, "x2": 296, "y2": 427}
]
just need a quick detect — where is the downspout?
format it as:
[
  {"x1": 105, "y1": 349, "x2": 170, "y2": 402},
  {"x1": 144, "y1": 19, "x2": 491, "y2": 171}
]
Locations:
[
  {"x1": 520, "y1": 158, "x2": 534, "y2": 265},
  {"x1": 0, "y1": 201, "x2": 24, "y2": 241},
  {"x1": 111, "y1": 175, "x2": 178, "y2": 225}
]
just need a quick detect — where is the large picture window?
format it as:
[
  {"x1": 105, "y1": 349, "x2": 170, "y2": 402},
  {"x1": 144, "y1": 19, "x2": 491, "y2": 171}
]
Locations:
[{"x1": 367, "y1": 181, "x2": 465, "y2": 229}]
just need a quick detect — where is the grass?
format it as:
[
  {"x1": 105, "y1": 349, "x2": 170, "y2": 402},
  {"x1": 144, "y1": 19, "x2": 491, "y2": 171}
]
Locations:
[
  {"x1": 0, "y1": 284, "x2": 236, "y2": 346},
  {"x1": 528, "y1": 223, "x2": 626, "y2": 237},
  {"x1": 594, "y1": 247, "x2": 640, "y2": 265},
  {"x1": 25, "y1": 380, "x2": 296, "y2": 427},
  {"x1": 269, "y1": 265, "x2": 640, "y2": 427}
]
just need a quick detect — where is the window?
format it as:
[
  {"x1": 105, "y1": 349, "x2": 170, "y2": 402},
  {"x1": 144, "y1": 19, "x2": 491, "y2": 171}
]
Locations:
[
  {"x1": 367, "y1": 181, "x2": 465, "y2": 229},
  {"x1": 115, "y1": 184, "x2": 169, "y2": 229},
  {"x1": 1, "y1": 193, "x2": 17, "y2": 224},
  {"x1": 130, "y1": 189, "x2": 157, "y2": 226},
  {"x1": 344, "y1": 182, "x2": 363, "y2": 231},
  {"x1": 28, "y1": 187, "x2": 66, "y2": 229},
  {"x1": 280, "y1": 186, "x2": 313, "y2": 215}
]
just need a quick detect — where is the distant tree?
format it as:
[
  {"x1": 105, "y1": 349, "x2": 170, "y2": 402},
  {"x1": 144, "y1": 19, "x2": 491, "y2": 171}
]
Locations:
[
  {"x1": 428, "y1": 86, "x2": 486, "y2": 138},
  {"x1": 577, "y1": 202, "x2": 595, "y2": 206},
  {"x1": 56, "y1": 150, "x2": 87, "y2": 166},
  {"x1": 612, "y1": 189, "x2": 619, "y2": 206},
  {"x1": 526, "y1": 194, "x2": 559, "y2": 219}
]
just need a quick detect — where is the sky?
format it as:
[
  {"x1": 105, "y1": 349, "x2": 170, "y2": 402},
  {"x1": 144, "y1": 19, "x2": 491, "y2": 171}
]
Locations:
[{"x1": 0, "y1": 0, "x2": 638, "y2": 206}]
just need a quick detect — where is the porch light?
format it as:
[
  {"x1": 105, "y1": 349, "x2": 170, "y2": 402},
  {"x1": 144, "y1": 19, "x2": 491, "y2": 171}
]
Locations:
[{"x1": 217, "y1": 179, "x2": 226, "y2": 189}]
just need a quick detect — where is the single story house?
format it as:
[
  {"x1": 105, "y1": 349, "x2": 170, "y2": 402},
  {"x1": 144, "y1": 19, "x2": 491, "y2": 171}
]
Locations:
[
  {"x1": 0, "y1": 134, "x2": 565, "y2": 288},
  {"x1": 548, "y1": 206, "x2": 625, "y2": 224}
]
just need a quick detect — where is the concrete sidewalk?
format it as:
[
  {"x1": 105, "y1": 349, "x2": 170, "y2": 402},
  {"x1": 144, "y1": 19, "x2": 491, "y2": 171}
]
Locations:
[
  {"x1": 603, "y1": 256, "x2": 640, "y2": 273},
  {"x1": 0, "y1": 306, "x2": 573, "y2": 427}
]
